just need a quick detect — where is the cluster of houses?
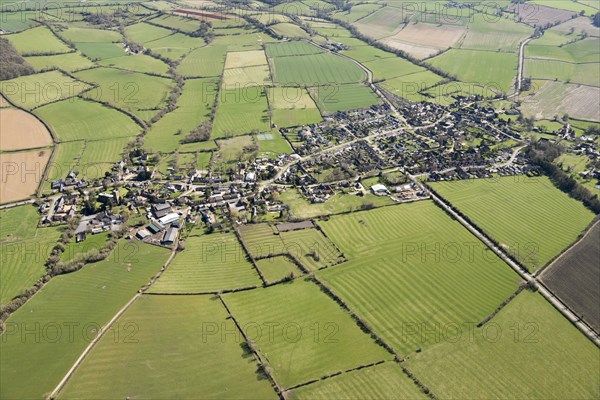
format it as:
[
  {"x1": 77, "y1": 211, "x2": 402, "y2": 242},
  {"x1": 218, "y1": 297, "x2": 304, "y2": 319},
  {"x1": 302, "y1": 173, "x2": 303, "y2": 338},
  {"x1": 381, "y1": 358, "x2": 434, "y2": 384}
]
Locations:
[
  {"x1": 135, "y1": 202, "x2": 182, "y2": 246},
  {"x1": 74, "y1": 211, "x2": 123, "y2": 242}
]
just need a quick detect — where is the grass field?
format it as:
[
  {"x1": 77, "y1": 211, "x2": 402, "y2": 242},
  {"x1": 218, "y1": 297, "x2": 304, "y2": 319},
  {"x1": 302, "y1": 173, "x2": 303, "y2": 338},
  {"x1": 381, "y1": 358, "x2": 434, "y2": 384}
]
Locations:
[
  {"x1": 0, "y1": 70, "x2": 90, "y2": 110},
  {"x1": 225, "y1": 49, "x2": 268, "y2": 69},
  {"x1": 213, "y1": 86, "x2": 270, "y2": 137},
  {"x1": 177, "y1": 44, "x2": 227, "y2": 77},
  {"x1": 279, "y1": 228, "x2": 345, "y2": 270},
  {"x1": 24, "y1": 52, "x2": 95, "y2": 72},
  {"x1": 405, "y1": 290, "x2": 600, "y2": 399},
  {"x1": 58, "y1": 295, "x2": 277, "y2": 399},
  {"x1": 380, "y1": 70, "x2": 447, "y2": 102},
  {"x1": 74, "y1": 42, "x2": 125, "y2": 60},
  {"x1": 144, "y1": 78, "x2": 217, "y2": 153},
  {"x1": 363, "y1": 57, "x2": 424, "y2": 80},
  {"x1": 427, "y1": 49, "x2": 518, "y2": 93},
  {"x1": 0, "y1": 241, "x2": 170, "y2": 400},
  {"x1": 460, "y1": 14, "x2": 532, "y2": 52},
  {"x1": 268, "y1": 87, "x2": 322, "y2": 127},
  {"x1": 5, "y1": 26, "x2": 71, "y2": 55},
  {"x1": 317, "y1": 201, "x2": 520, "y2": 355},
  {"x1": 144, "y1": 33, "x2": 205, "y2": 60},
  {"x1": 288, "y1": 361, "x2": 427, "y2": 399},
  {"x1": 148, "y1": 232, "x2": 262, "y2": 293},
  {"x1": 99, "y1": 54, "x2": 170, "y2": 75},
  {"x1": 255, "y1": 256, "x2": 303, "y2": 284},
  {"x1": 60, "y1": 231, "x2": 110, "y2": 262},
  {"x1": 222, "y1": 65, "x2": 271, "y2": 89},
  {"x1": 34, "y1": 97, "x2": 141, "y2": 141},
  {"x1": 524, "y1": 59, "x2": 600, "y2": 87},
  {"x1": 59, "y1": 26, "x2": 121, "y2": 43},
  {"x1": 309, "y1": 84, "x2": 380, "y2": 113},
  {"x1": 75, "y1": 67, "x2": 173, "y2": 120},
  {"x1": 223, "y1": 279, "x2": 392, "y2": 388},
  {"x1": 271, "y1": 53, "x2": 366, "y2": 86},
  {"x1": 265, "y1": 42, "x2": 323, "y2": 58},
  {"x1": 270, "y1": 22, "x2": 310, "y2": 39},
  {"x1": 125, "y1": 22, "x2": 172, "y2": 44},
  {"x1": 430, "y1": 176, "x2": 595, "y2": 270},
  {"x1": 526, "y1": 38, "x2": 600, "y2": 63}
]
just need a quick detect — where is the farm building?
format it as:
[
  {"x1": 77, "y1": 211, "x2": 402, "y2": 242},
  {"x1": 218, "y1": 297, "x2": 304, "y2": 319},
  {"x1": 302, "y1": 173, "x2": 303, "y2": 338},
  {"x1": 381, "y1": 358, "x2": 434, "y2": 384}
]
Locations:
[
  {"x1": 161, "y1": 227, "x2": 179, "y2": 245},
  {"x1": 158, "y1": 213, "x2": 180, "y2": 225},
  {"x1": 136, "y1": 229, "x2": 151, "y2": 240},
  {"x1": 152, "y1": 203, "x2": 172, "y2": 218},
  {"x1": 371, "y1": 184, "x2": 389, "y2": 196},
  {"x1": 147, "y1": 221, "x2": 165, "y2": 234}
]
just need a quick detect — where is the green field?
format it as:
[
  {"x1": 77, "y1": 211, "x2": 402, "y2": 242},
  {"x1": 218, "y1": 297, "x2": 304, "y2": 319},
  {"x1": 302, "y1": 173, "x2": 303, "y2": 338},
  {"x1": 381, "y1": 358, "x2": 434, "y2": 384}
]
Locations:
[
  {"x1": 144, "y1": 33, "x2": 205, "y2": 60},
  {"x1": 256, "y1": 130, "x2": 293, "y2": 155},
  {"x1": 271, "y1": 53, "x2": 366, "y2": 86},
  {"x1": 460, "y1": 14, "x2": 533, "y2": 52},
  {"x1": 5, "y1": 26, "x2": 71, "y2": 55},
  {"x1": 60, "y1": 232, "x2": 110, "y2": 262},
  {"x1": 99, "y1": 54, "x2": 170, "y2": 75},
  {"x1": 213, "y1": 86, "x2": 270, "y2": 137},
  {"x1": 270, "y1": 22, "x2": 310, "y2": 39},
  {"x1": 223, "y1": 279, "x2": 392, "y2": 388},
  {"x1": 58, "y1": 295, "x2": 277, "y2": 399},
  {"x1": 364, "y1": 57, "x2": 424, "y2": 80},
  {"x1": 125, "y1": 22, "x2": 172, "y2": 44},
  {"x1": 279, "y1": 228, "x2": 345, "y2": 271},
  {"x1": 222, "y1": 65, "x2": 271, "y2": 89},
  {"x1": 0, "y1": 241, "x2": 170, "y2": 399},
  {"x1": 144, "y1": 78, "x2": 217, "y2": 153},
  {"x1": 24, "y1": 52, "x2": 95, "y2": 72},
  {"x1": 0, "y1": 70, "x2": 90, "y2": 110},
  {"x1": 255, "y1": 256, "x2": 303, "y2": 284},
  {"x1": 59, "y1": 26, "x2": 121, "y2": 43},
  {"x1": 268, "y1": 87, "x2": 322, "y2": 127},
  {"x1": 34, "y1": 98, "x2": 141, "y2": 141},
  {"x1": 317, "y1": 201, "x2": 520, "y2": 355},
  {"x1": 75, "y1": 67, "x2": 173, "y2": 121},
  {"x1": 526, "y1": 38, "x2": 600, "y2": 63},
  {"x1": 406, "y1": 290, "x2": 600, "y2": 399},
  {"x1": 381, "y1": 70, "x2": 447, "y2": 102},
  {"x1": 288, "y1": 361, "x2": 427, "y2": 399},
  {"x1": 74, "y1": 42, "x2": 125, "y2": 60},
  {"x1": 149, "y1": 14, "x2": 200, "y2": 33},
  {"x1": 430, "y1": 176, "x2": 595, "y2": 270},
  {"x1": 265, "y1": 42, "x2": 323, "y2": 58},
  {"x1": 148, "y1": 232, "x2": 262, "y2": 294},
  {"x1": 427, "y1": 49, "x2": 518, "y2": 93},
  {"x1": 524, "y1": 59, "x2": 600, "y2": 87},
  {"x1": 310, "y1": 84, "x2": 380, "y2": 113},
  {"x1": 177, "y1": 45, "x2": 227, "y2": 77}
]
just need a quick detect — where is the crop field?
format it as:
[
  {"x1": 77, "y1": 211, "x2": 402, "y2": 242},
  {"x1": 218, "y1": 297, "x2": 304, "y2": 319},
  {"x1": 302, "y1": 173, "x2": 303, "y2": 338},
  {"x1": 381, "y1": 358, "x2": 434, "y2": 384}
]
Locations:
[
  {"x1": 5, "y1": 26, "x2": 71, "y2": 55},
  {"x1": 0, "y1": 205, "x2": 61, "y2": 304},
  {"x1": 542, "y1": 221, "x2": 600, "y2": 332},
  {"x1": 353, "y1": 6, "x2": 405, "y2": 39},
  {"x1": 427, "y1": 49, "x2": 518, "y2": 94},
  {"x1": 34, "y1": 98, "x2": 141, "y2": 141},
  {"x1": 430, "y1": 176, "x2": 595, "y2": 270},
  {"x1": 213, "y1": 86, "x2": 270, "y2": 138},
  {"x1": 99, "y1": 54, "x2": 170, "y2": 75},
  {"x1": 317, "y1": 201, "x2": 520, "y2": 354},
  {"x1": 524, "y1": 59, "x2": 600, "y2": 87},
  {"x1": 529, "y1": 0, "x2": 598, "y2": 15},
  {"x1": 144, "y1": 78, "x2": 217, "y2": 153},
  {"x1": 255, "y1": 256, "x2": 303, "y2": 284},
  {"x1": 521, "y1": 80, "x2": 600, "y2": 121},
  {"x1": 0, "y1": 149, "x2": 51, "y2": 203},
  {"x1": 265, "y1": 42, "x2": 323, "y2": 58},
  {"x1": 59, "y1": 295, "x2": 277, "y2": 398},
  {"x1": 0, "y1": 241, "x2": 170, "y2": 400},
  {"x1": 148, "y1": 232, "x2": 262, "y2": 293},
  {"x1": 508, "y1": 3, "x2": 576, "y2": 27},
  {"x1": 177, "y1": 44, "x2": 227, "y2": 77},
  {"x1": 222, "y1": 65, "x2": 271, "y2": 89},
  {"x1": 59, "y1": 26, "x2": 121, "y2": 43},
  {"x1": 382, "y1": 23, "x2": 466, "y2": 59},
  {"x1": 271, "y1": 53, "x2": 366, "y2": 86},
  {"x1": 0, "y1": 108, "x2": 52, "y2": 151},
  {"x1": 24, "y1": 52, "x2": 95, "y2": 72},
  {"x1": 268, "y1": 87, "x2": 322, "y2": 127},
  {"x1": 551, "y1": 16, "x2": 600, "y2": 37},
  {"x1": 211, "y1": 32, "x2": 278, "y2": 51},
  {"x1": 225, "y1": 50, "x2": 268, "y2": 69},
  {"x1": 0, "y1": 70, "x2": 90, "y2": 110},
  {"x1": 75, "y1": 67, "x2": 173, "y2": 121},
  {"x1": 405, "y1": 290, "x2": 600, "y2": 399},
  {"x1": 460, "y1": 15, "x2": 532, "y2": 52},
  {"x1": 288, "y1": 361, "x2": 426, "y2": 400},
  {"x1": 223, "y1": 279, "x2": 391, "y2": 388}
]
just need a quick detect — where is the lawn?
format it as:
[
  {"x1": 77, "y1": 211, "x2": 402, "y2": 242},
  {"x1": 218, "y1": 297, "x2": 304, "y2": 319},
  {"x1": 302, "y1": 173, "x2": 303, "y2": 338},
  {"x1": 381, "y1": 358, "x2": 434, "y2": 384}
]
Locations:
[
  {"x1": 405, "y1": 290, "x2": 600, "y2": 399},
  {"x1": 288, "y1": 361, "x2": 427, "y2": 399},
  {"x1": 430, "y1": 176, "x2": 595, "y2": 270},
  {"x1": 0, "y1": 241, "x2": 171, "y2": 400},
  {"x1": 0, "y1": 70, "x2": 90, "y2": 110},
  {"x1": 58, "y1": 295, "x2": 277, "y2": 399},
  {"x1": 317, "y1": 201, "x2": 521, "y2": 355},
  {"x1": 5, "y1": 26, "x2": 71, "y2": 55},
  {"x1": 34, "y1": 98, "x2": 141, "y2": 141},
  {"x1": 24, "y1": 52, "x2": 95, "y2": 72},
  {"x1": 223, "y1": 279, "x2": 392, "y2": 388},
  {"x1": 147, "y1": 232, "x2": 262, "y2": 293},
  {"x1": 213, "y1": 86, "x2": 270, "y2": 138},
  {"x1": 309, "y1": 83, "x2": 380, "y2": 113},
  {"x1": 75, "y1": 67, "x2": 174, "y2": 121},
  {"x1": 271, "y1": 53, "x2": 366, "y2": 86},
  {"x1": 427, "y1": 49, "x2": 518, "y2": 94}
]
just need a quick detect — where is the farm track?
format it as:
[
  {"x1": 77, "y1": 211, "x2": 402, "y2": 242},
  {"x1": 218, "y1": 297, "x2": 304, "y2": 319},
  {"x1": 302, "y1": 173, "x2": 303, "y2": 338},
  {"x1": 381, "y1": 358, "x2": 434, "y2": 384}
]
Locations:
[{"x1": 426, "y1": 187, "x2": 600, "y2": 347}]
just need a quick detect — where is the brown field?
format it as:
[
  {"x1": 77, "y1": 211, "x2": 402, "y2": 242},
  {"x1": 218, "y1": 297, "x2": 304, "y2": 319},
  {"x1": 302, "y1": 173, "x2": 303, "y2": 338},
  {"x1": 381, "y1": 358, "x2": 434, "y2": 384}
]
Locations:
[
  {"x1": 552, "y1": 16, "x2": 600, "y2": 36},
  {"x1": 381, "y1": 40, "x2": 439, "y2": 59},
  {"x1": 0, "y1": 108, "x2": 52, "y2": 151},
  {"x1": 224, "y1": 50, "x2": 267, "y2": 69},
  {"x1": 385, "y1": 23, "x2": 466, "y2": 50},
  {"x1": 0, "y1": 149, "x2": 51, "y2": 203},
  {"x1": 0, "y1": 95, "x2": 8, "y2": 108},
  {"x1": 172, "y1": 8, "x2": 228, "y2": 20},
  {"x1": 508, "y1": 4, "x2": 576, "y2": 27},
  {"x1": 541, "y1": 221, "x2": 600, "y2": 332},
  {"x1": 521, "y1": 81, "x2": 600, "y2": 121}
]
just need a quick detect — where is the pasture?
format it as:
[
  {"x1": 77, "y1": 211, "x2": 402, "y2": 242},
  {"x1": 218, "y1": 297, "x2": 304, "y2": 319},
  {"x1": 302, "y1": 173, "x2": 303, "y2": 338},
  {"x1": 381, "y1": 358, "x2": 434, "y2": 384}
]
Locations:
[
  {"x1": 74, "y1": 42, "x2": 125, "y2": 60},
  {"x1": 222, "y1": 65, "x2": 271, "y2": 89},
  {"x1": 0, "y1": 149, "x2": 51, "y2": 203},
  {"x1": 255, "y1": 256, "x2": 303, "y2": 284},
  {"x1": 524, "y1": 59, "x2": 600, "y2": 87},
  {"x1": 460, "y1": 14, "x2": 532, "y2": 52},
  {"x1": 99, "y1": 54, "x2": 170, "y2": 75},
  {"x1": 24, "y1": 52, "x2": 95, "y2": 72},
  {"x1": 405, "y1": 290, "x2": 600, "y2": 399},
  {"x1": 363, "y1": 57, "x2": 424, "y2": 80},
  {"x1": 177, "y1": 44, "x2": 227, "y2": 77},
  {"x1": 380, "y1": 70, "x2": 446, "y2": 102},
  {"x1": 268, "y1": 87, "x2": 322, "y2": 127},
  {"x1": 279, "y1": 228, "x2": 345, "y2": 271},
  {"x1": 0, "y1": 108, "x2": 52, "y2": 151},
  {"x1": 0, "y1": 70, "x2": 90, "y2": 110},
  {"x1": 59, "y1": 26, "x2": 121, "y2": 43},
  {"x1": 0, "y1": 241, "x2": 170, "y2": 400},
  {"x1": 265, "y1": 42, "x2": 324, "y2": 58},
  {"x1": 225, "y1": 50, "x2": 268, "y2": 69},
  {"x1": 223, "y1": 279, "x2": 392, "y2": 388},
  {"x1": 270, "y1": 22, "x2": 310, "y2": 39},
  {"x1": 58, "y1": 295, "x2": 277, "y2": 399},
  {"x1": 125, "y1": 22, "x2": 172, "y2": 44},
  {"x1": 213, "y1": 86, "x2": 270, "y2": 137},
  {"x1": 310, "y1": 83, "x2": 380, "y2": 113},
  {"x1": 317, "y1": 201, "x2": 520, "y2": 354},
  {"x1": 430, "y1": 176, "x2": 595, "y2": 270},
  {"x1": 34, "y1": 98, "x2": 141, "y2": 142},
  {"x1": 270, "y1": 53, "x2": 366, "y2": 86},
  {"x1": 5, "y1": 26, "x2": 70, "y2": 55},
  {"x1": 148, "y1": 232, "x2": 262, "y2": 293},
  {"x1": 143, "y1": 33, "x2": 206, "y2": 60},
  {"x1": 288, "y1": 362, "x2": 426, "y2": 400},
  {"x1": 526, "y1": 38, "x2": 600, "y2": 63}
]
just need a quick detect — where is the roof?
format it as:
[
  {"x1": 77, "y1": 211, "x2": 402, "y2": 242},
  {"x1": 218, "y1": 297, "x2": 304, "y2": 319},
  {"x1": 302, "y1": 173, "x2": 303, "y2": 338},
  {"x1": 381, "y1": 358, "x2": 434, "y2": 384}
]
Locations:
[
  {"x1": 153, "y1": 203, "x2": 171, "y2": 211},
  {"x1": 162, "y1": 227, "x2": 179, "y2": 243},
  {"x1": 158, "y1": 213, "x2": 180, "y2": 225},
  {"x1": 371, "y1": 184, "x2": 388, "y2": 193}
]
